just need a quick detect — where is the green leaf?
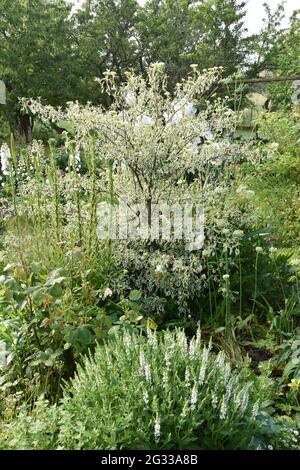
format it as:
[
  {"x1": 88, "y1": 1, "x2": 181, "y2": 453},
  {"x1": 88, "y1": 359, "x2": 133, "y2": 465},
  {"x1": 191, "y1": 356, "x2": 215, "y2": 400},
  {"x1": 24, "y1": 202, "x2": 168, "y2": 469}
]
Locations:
[
  {"x1": 48, "y1": 283, "x2": 63, "y2": 298},
  {"x1": 134, "y1": 315, "x2": 144, "y2": 323},
  {"x1": 104, "y1": 316, "x2": 113, "y2": 329},
  {"x1": 45, "y1": 269, "x2": 66, "y2": 287},
  {"x1": 3, "y1": 263, "x2": 16, "y2": 272},
  {"x1": 4, "y1": 278, "x2": 18, "y2": 291},
  {"x1": 31, "y1": 262, "x2": 42, "y2": 273},
  {"x1": 57, "y1": 120, "x2": 75, "y2": 134},
  {"x1": 76, "y1": 327, "x2": 94, "y2": 345},
  {"x1": 32, "y1": 351, "x2": 49, "y2": 366},
  {"x1": 129, "y1": 290, "x2": 142, "y2": 301},
  {"x1": 32, "y1": 288, "x2": 45, "y2": 305},
  {"x1": 108, "y1": 325, "x2": 121, "y2": 335},
  {"x1": 283, "y1": 358, "x2": 300, "y2": 378},
  {"x1": 44, "y1": 359, "x2": 54, "y2": 367},
  {"x1": 214, "y1": 326, "x2": 226, "y2": 333}
]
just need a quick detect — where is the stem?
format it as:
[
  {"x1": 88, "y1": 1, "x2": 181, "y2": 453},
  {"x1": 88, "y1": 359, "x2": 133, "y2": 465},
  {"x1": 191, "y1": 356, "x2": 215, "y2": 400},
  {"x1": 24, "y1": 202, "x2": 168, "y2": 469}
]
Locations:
[
  {"x1": 224, "y1": 248, "x2": 232, "y2": 340},
  {"x1": 88, "y1": 132, "x2": 97, "y2": 255},
  {"x1": 239, "y1": 251, "x2": 242, "y2": 317},
  {"x1": 76, "y1": 190, "x2": 83, "y2": 244},
  {"x1": 206, "y1": 259, "x2": 213, "y2": 324},
  {"x1": 49, "y1": 140, "x2": 60, "y2": 243},
  {"x1": 107, "y1": 159, "x2": 115, "y2": 256},
  {"x1": 251, "y1": 253, "x2": 259, "y2": 317}
]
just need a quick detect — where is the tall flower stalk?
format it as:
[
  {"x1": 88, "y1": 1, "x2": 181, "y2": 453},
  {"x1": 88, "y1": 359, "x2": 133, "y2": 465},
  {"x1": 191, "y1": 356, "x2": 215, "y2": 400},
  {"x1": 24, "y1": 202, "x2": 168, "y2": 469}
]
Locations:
[
  {"x1": 48, "y1": 139, "x2": 61, "y2": 244},
  {"x1": 87, "y1": 131, "x2": 97, "y2": 256}
]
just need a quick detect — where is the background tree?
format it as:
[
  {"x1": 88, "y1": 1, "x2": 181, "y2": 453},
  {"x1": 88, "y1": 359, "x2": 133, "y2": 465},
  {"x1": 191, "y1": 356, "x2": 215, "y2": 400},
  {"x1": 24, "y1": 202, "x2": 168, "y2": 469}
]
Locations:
[
  {"x1": 74, "y1": 0, "x2": 139, "y2": 86},
  {"x1": 245, "y1": 1, "x2": 286, "y2": 77},
  {"x1": 190, "y1": 0, "x2": 248, "y2": 75},
  {"x1": 0, "y1": 0, "x2": 299, "y2": 137},
  {"x1": 266, "y1": 10, "x2": 300, "y2": 109},
  {"x1": 135, "y1": 0, "x2": 195, "y2": 83},
  {"x1": 135, "y1": 0, "x2": 248, "y2": 85},
  {"x1": 0, "y1": 0, "x2": 79, "y2": 137}
]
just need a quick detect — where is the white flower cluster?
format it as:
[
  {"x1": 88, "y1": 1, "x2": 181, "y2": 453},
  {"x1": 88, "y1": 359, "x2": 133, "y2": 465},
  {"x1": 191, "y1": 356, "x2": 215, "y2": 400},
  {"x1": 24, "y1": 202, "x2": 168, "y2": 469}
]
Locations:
[
  {"x1": 62, "y1": 328, "x2": 264, "y2": 450},
  {"x1": 154, "y1": 416, "x2": 161, "y2": 443},
  {"x1": 139, "y1": 351, "x2": 152, "y2": 384},
  {"x1": 0, "y1": 143, "x2": 12, "y2": 176},
  {"x1": 4, "y1": 65, "x2": 264, "y2": 317}
]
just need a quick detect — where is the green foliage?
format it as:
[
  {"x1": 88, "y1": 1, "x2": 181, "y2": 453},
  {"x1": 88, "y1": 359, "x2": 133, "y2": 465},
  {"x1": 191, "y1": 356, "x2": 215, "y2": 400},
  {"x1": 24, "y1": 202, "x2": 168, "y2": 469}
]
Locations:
[
  {"x1": 272, "y1": 333, "x2": 300, "y2": 383},
  {"x1": 245, "y1": 1, "x2": 286, "y2": 77},
  {"x1": 1, "y1": 0, "x2": 297, "y2": 137},
  {"x1": 0, "y1": 397, "x2": 58, "y2": 450},
  {"x1": 0, "y1": 112, "x2": 10, "y2": 141},
  {"x1": 239, "y1": 110, "x2": 300, "y2": 247},
  {"x1": 55, "y1": 329, "x2": 275, "y2": 450},
  {"x1": 0, "y1": 0, "x2": 82, "y2": 134},
  {"x1": 4, "y1": 329, "x2": 266, "y2": 450},
  {"x1": 75, "y1": 0, "x2": 139, "y2": 84},
  {"x1": 267, "y1": 14, "x2": 300, "y2": 109},
  {"x1": 190, "y1": 0, "x2": 248, "y2": 76},
  {"x1": 0, "y1": 6, "x2": 300, "y2": 447},
  {"x1": 253, "y1": 414, "x2": 300, "y2": 450},
  {"x1": 0, "y1": 252, "x2": 153, "y2": 402},
  {"x1": 2, "y1": 329, "x2": 298, "y2": 450},
  {"x1": 257, "y1": 333, "x2": 300, "y2": 418},
  {"x1": 76, "y1": 0, "x2": 249, "y2": 88},
  {"x1": 256, "y1": 109, "x2": 300, "y2": 158}
]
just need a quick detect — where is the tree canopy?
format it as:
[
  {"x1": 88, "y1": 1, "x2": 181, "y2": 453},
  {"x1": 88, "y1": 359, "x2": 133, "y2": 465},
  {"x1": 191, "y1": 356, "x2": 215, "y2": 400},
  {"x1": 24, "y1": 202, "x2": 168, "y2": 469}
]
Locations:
[{"x1": 0, "y1": 0, "x2": 299, "y2": 136}]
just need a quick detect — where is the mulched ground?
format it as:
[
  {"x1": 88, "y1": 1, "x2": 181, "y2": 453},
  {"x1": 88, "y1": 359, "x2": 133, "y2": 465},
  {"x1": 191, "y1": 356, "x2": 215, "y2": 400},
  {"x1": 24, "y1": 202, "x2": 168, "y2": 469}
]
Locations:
[{"x1": 244, "y1": 345, "x2": 274, "y2": 374}]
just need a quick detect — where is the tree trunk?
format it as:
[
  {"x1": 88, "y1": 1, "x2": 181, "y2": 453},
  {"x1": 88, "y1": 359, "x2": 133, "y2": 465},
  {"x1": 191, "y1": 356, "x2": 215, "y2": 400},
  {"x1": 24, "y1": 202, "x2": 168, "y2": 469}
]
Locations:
[{"x1": 19, "y1": 113, "x2": 33, "y2": 142}]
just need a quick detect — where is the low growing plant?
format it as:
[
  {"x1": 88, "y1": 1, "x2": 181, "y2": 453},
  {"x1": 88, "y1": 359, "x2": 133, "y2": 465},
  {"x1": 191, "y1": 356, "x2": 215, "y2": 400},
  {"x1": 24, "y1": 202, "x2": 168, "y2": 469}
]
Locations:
[
  {"x1": 56, "y1": 328, "x2": 264, "y2": 450},
  {"x1": 2, "y1": 329, "x2": 299, "y2": 450}
]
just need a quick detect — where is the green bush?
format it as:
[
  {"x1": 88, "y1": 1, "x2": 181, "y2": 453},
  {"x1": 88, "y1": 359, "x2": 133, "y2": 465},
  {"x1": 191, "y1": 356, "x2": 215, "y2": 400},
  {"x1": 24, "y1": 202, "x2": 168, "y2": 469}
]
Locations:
[
  {"x1": 2, "y1": 329, "x2": 299, "y2": 450},
  {"x1": 240, "y1": 153, "x2": 300, "y2": 246},
  {"x1": 56, "y1": 329, "x2": 262, "y2": 450},
  {"x1": 256, "y1": 109, "x2": 300, "y2": 158},
  {"x1": 0, "y1": 259, "x2": 141, "y2": 403},
  {"x1": 0, "y1": 398, "x2": 58, "y2": 450}
]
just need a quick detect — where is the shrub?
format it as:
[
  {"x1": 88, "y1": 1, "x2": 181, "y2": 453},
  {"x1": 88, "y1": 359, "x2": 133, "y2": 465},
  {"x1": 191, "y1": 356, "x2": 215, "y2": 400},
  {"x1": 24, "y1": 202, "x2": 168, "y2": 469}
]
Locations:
[
  {"x1": 0, "y1": 397, "x2": 58, "y2": 450},
  {"x1": 256, "y1": 109, "x2": 300, "y2": 158},
  {"x1": 240, "y1": 152, "x2": 300, "y2": 246},
  {"x1": 15, "y1": 65, "x2": 266, "y2": 318},
  {"x1": 56, "y1": 329, "x2": 262, "y2": 450},
  {"x1": 2, "y1": 329, "x2": 299, "y2": 450},
  {"x1": 253, "y1": 414, "x2": 300, "y2": 450}
]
